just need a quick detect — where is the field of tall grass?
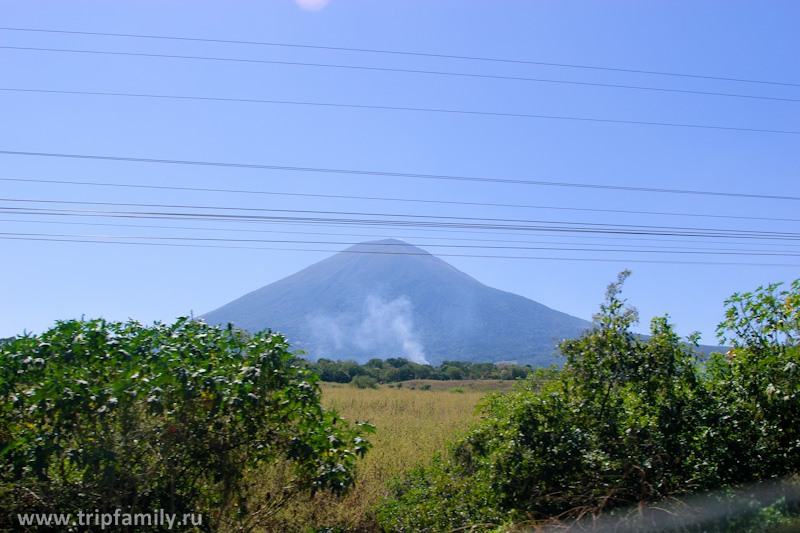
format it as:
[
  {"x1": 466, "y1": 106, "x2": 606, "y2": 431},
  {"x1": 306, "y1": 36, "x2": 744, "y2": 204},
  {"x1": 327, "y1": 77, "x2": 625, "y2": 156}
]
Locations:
[{"x1": 264, "y1": 380, "x2": 512, "y2": 532}]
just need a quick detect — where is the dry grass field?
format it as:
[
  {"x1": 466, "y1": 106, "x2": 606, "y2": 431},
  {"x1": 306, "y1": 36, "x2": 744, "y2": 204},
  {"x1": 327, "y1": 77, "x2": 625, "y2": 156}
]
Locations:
[{"x1": 262, "y1": 380, "x2": 512, "y2": 532}]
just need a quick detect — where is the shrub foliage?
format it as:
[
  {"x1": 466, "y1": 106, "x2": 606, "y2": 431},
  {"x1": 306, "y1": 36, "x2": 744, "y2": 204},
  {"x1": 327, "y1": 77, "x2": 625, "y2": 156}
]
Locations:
[
  {"x1": 377, "y1": 273, "x2": 800, "y2": 532},
  {"x1": 0, "y1": 318, "x2": 372, "y2": 531}
]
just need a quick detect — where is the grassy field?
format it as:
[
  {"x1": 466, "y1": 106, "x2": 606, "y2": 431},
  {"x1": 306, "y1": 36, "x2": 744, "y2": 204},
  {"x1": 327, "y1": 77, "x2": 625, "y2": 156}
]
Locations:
[{"x1": 264, "y1": 380, "x2": 511, "y2": 532}]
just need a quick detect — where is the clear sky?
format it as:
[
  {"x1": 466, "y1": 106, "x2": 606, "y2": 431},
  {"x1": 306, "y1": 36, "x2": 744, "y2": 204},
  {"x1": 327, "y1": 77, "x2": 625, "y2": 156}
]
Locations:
[{"x1": 1, "y1": 0, "x2": 798, "y2": 350}]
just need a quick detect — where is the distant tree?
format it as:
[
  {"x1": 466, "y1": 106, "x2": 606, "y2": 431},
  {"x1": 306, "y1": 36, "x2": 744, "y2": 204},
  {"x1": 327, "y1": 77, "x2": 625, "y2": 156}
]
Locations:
[
  {"x1": 312, "y1": 358, "x2": 350, "y2": 383},
  {"x1": 395, "y1": 364, "x2": 415, "y2": 382},
  {"x1": 442, "y1": 360, "x2": 472, "y2": 372},
  {"x1": 385, "y1": 367, "x2": 401, "y2": 383},
  {"x1": 341, "y1": 359, "x2": 367, "y2": 379},
  {"x1": 411, "y1": 363, "x2": 434, "y2": 380},
  {"x1": 366, "y1": 358, "x2": 386, "y2": 370},
  {"x1": 350, "y1": 375, "x2": 379, "y2": 389},
  {"x1": 470, "y1": 363, "x2": 495, "y2": 379},
  {"x1": 385, "y1": 357, "x2": 411, "y2": 368},
  {"x1": 445, "y1": 366, "x2": 465, "y2": 380}
]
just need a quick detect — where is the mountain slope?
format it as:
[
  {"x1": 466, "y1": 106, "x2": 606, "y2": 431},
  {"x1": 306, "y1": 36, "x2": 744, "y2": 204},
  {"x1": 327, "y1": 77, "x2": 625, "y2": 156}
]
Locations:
[{"x1": 202, "y1": 239, "x2": 591, "y2": 366}]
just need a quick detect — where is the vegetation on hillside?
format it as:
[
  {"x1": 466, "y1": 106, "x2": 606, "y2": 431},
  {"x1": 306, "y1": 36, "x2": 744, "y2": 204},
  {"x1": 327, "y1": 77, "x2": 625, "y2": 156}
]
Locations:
[{"x1": 376, "y1": 273, "x2": 800, "y2": 532}]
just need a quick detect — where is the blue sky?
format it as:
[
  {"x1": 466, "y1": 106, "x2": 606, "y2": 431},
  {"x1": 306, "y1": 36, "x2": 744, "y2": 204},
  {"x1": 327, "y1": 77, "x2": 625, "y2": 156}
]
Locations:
[{"x1": 1, "y1": 0, "x2": 798, "y2": 350}]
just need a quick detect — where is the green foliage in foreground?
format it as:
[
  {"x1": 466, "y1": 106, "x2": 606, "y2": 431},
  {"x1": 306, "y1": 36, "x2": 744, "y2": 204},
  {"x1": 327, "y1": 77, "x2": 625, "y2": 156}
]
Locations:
[
  {"x1": 377, "y1": 274, "x2": 800, "y2": 532},
  {"x1": 0, "y1": 318, "x2": 372, "y2": 532}
]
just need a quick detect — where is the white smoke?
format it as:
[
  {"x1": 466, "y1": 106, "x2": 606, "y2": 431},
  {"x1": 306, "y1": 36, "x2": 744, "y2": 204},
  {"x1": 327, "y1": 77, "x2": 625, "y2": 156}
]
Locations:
[
  {"x1": 355, "y1": 295, "x2": 428, "y2": 364},
  {"x1": 310, "y1": 314, "x2": 347, "y2": 350},
  {"x1": 307, "y1": 294, "x2": 428, "y2": 364}
]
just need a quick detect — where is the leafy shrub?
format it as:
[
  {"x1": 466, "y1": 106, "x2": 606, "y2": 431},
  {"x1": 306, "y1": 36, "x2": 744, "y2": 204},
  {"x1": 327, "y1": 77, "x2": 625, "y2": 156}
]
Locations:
[
  {"x1": 419, "y1": 384, "x2": 431, "y2": 391},
  {"x1": 376, "y1": 273, "x2": 800, "y2": 532},
  {"x1": 448, "y1": 387, "x2": 465, "y2": 394},
  {"x1": 377, "y1": 454, "x2": 506, "y2": 533},
  {"x1": 0, "y1": 318, "x2": 372, "y2": 532},
  {"x1": 350, "y1": 375, "x2": 379, "y2": 389},
  {"x1": 702, "y1": 280, "x2": 800, "y2": 487}
]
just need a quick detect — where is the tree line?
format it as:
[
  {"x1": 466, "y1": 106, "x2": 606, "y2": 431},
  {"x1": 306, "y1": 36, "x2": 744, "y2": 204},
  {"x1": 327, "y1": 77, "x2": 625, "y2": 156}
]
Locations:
[{"x1": 305, "y1": 357, "x2": 534, "y2": 384}]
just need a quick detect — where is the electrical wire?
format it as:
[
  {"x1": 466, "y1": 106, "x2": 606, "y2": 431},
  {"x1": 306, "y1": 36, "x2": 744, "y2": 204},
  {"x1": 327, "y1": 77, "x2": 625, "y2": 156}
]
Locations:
[
  {"x1": 6, "y1": 218, "x2": 797, "y2": 255},
  {"x1": 3, "y1": 197, "x2": 796, "y2": 239},
  {"x1": 2, "y1": 150, "x2": 799, "y2": 200},
  {"x1": 2, "y1": 86, "x2": 798, "y2": 138},
  {"x1": 2, "y1": 47, "x2": 797, "y2": 104},
  {"x1": 3, "y1": 176, "x2": 799, "y2": 224},
  {"x1": 2, "y1": 26, "x2": 797, "y2": 88},
  {"x1": 3, "y1": 206, "x2": 797, "y2": 241},
  {"x1": 3, "y1": 231, "x2": 800, "y2": 257},
  {"x1": 7, "y1": 212, "x2": 794, "y2": 248},
  {"x1": 2, "y1": 234, "x2": 798, "y2": 267}
]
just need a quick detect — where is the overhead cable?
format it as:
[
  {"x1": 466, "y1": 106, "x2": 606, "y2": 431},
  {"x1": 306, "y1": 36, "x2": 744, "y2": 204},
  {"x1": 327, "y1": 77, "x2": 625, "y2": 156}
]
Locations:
[
  {"x1": 2, "y1": 234, "x2": 799, "y2": 267},
  {"x1": 2, "y1": 87, "x2": 798, "y2": 137},
  {"x1": 6, "y1": 214, "x2": 792, "y2": 248},
  {"x1": 3, "y1": 231, "x2": 800, "y2": 257},
  {"x1": 2, "y1": 197, "x2": 796, "y2": 238},
  {"x1": 7, "y1": 218, "x2": 797, "y2": 253},
  {"x1": 1, "y1": 48, "x2": 796, "y2": 104},
  {"x1": 1, "y1": 26, "x2": 797, "y2": 88},
  {"x1": 2, "y1": 150, "x2": 799, "y2": 200},
  {"x1": 3, "y1": 177, "x2": 797, "y2": 223},
  {"x1": 2, "y1": 206, "x2": 797, "y2": 241}
]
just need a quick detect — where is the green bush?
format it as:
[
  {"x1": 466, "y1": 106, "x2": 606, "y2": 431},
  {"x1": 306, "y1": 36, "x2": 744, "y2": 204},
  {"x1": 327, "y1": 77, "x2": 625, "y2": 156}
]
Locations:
[
  {"x1": 0, "y1": 318, "x2": 372, "y2": 532},
  {"x1": 376, "y1": 273, "x2": 800, "y2": 532},
  {"x1": 349, "y1": 375, "x2": 379, "y2": 389},
  {"x1": 702, "y1": 280, "x2": 800, "y2": 487}
]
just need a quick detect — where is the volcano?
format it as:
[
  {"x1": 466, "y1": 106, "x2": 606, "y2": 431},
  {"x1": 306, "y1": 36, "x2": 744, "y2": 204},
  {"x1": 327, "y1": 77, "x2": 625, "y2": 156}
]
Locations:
[{"x1": 201, "y1": 239, "x2": 591, "y2": 366}]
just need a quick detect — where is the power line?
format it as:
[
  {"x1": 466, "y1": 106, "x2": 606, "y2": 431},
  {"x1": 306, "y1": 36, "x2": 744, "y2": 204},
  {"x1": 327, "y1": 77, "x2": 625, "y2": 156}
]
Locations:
[
  {"x1": 7, "y1": 218, "x2": 796, "y2": 255},
  {"x1": 2, "y1": 85, "x2": 796, "y2": 137},
  {"x1": 8, "y1": 213, "x2": 793, "y2": 249},
  {"x1": 0, "y1": 87, "x2": 800, "y2": 145},
  {"x1": 4, "y1": 231, "x2": 800, "y2": 257},
  {"x1": 4, "y1": 198, "x2": 797, "y2": 239},
  {"x1": 3, "y1": 205, "x2": 798, "y2": 242},
  {"x1": 2, "y1": 234, "x2": 799, "y2": 267},
  {"x1": 1, "y1": 26, "x2": 797, "y2": 89},
  {"x1": 2, "y1": 150, "x2": 799, "y2": 200},
  {"x1": 2, "y1": 47, "x2": 796, "y2": 104},
  {"x1": 7, "y1": 86, "x2": 800, "y2": 131},
  {"x1": 4, "y1": 176, "x2": 798, "y2": 224}
]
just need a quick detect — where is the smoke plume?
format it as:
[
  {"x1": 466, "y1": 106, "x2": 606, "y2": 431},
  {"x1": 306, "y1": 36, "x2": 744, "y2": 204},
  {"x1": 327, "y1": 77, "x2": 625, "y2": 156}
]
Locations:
[{"x1": 307, "y1": 294, "x2": 428, "y2": 364}]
